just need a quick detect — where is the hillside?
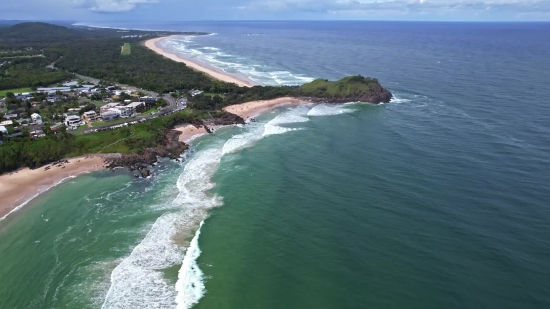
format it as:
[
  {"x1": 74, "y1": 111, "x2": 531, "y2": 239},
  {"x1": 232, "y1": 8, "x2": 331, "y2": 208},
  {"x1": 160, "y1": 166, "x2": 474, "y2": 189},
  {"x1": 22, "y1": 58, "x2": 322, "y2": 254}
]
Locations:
[
  {"x1": 0, "y1": 22, "x2": 83, "y2": 44},
  {"x1": 300, "y1": 75, "x2": 392, "y2": 104}
]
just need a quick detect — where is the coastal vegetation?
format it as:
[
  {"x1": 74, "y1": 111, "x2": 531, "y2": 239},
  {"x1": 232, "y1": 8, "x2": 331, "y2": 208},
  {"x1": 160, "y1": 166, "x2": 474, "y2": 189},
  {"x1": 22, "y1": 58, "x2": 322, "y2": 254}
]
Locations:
[{"x1": 0, "y1": 109, "x2": 226, "y2": 173}]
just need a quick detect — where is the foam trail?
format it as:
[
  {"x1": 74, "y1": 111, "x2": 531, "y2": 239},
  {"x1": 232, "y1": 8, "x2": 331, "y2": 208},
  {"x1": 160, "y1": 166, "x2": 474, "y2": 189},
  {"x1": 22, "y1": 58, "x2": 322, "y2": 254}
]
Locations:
[
  {"x1": 262, "y1": 106, "x2": 311, "y2": 137},
  {"x1": 307, "y1": 104, "x2": 350, "y2": 117},
  {"x1": 175, "y1": 221, "x2": 205, "y2": 309}
]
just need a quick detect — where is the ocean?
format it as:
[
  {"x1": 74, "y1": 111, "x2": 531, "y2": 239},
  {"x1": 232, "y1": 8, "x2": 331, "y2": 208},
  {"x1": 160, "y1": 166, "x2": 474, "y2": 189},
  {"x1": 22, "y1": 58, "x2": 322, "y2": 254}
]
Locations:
[{"x1": 1, "y1": 21, "x2": 550, "y2": 309}]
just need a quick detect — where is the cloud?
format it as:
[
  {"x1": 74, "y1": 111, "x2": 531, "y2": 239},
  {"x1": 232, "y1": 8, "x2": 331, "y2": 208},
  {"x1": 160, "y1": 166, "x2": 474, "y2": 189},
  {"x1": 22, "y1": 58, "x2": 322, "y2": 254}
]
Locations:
[
  {"x1": 72, "y1": 0, "x2": 159, "y2": 12},
  {"x1": 240, "y1": 0, "x2": 550, "y2": 15}
]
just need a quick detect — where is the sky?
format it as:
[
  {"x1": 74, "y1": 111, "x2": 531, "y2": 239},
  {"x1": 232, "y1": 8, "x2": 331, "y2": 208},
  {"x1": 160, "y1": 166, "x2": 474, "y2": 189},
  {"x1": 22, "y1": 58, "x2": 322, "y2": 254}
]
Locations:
[{"x1": 1, "y1": 0, "x2": 549, "y2": 22}]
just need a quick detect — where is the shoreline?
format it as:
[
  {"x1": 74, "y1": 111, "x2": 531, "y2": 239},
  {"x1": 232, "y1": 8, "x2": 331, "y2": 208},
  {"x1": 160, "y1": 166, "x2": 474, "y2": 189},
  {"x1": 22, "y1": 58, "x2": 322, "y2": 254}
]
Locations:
[
  {"x1": 144, "y1": 36, "x2": 254, "y2": 88},
  {"x1": 0, "y1": 156, "x2": 107, "y2": 222},
  {"x1": 223, "y1": 97, "x2": 309, "y2": 119},
  {"x1": 0, "y1": 97, "x2": 310, "y2": 224}
]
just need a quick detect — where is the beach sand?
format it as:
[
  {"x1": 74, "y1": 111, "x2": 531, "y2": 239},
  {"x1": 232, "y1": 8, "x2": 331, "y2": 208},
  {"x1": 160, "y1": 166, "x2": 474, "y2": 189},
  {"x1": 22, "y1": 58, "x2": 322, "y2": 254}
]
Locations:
[
  {"x1": 174, "y1": 124, "x2": 209, "y2": 144},
  {"x1": 0, "y1": 156, "x2": 106, "y2": 220},
  {"x1": 144, "y1": 36, "x2": 254, "y2": 88},
  {"x1": 223, "y1": 97, "x2": 308, "y2": 119}
]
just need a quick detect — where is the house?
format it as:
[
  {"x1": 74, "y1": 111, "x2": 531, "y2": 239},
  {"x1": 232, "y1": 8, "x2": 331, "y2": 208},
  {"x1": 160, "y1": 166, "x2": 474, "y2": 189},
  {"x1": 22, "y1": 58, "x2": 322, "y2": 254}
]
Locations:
[
  {"x1": 189, "y1": 90, "x2": 203, "y2": 97},
  {"x1": 126, "y1": 101, "x2": 145, "y2": 114},
  {"x1": 30, "y1": 129, "x2": 45, "y2": 138},
  {"x1": 83, "y1": 111, "x2": 100, "y2": 122},
  {"x1": 0, "y1": 120, "x2": 13, "y2": 126},
  {"x1": 15, "y1": 95, "x2": 30, "y2": 102},
  {"x1": 114, "y1": 90, "x2": 131, "y2": 96},
  {"x1": 0, "y1": 98, "x2": 6, "y2": 107},
  {"x1": 110, "y1": 106, "x2": 132, "y2": 118},
  {"x1": 50, "y1": 123, "x2": 63, "y2": 131},
  {"x1": 64, "y1": 115, "x2": 83, "y2": 128},
  {"x1": 101, "y1": 111, "x2": 119, "y2": 121},
  {"x1": 100, "y1": 102, "x2": 121, "y2": 114},
  {"x1": 31, "y1": 113, "x2": 43, "y2": 125},
  {"x1": 3, "y1": 114, "x2": 18, "y2": 120},
  {"x1": 47, "y1": 95, "x2": 62, "y2": 103},
  {"x1": 0, "y1": 125, "x2": 7, "y2": 135}
]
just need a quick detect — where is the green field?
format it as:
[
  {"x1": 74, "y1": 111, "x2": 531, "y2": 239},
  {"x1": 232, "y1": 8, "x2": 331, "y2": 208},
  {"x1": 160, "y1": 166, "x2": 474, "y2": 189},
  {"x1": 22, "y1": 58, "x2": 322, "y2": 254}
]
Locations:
[
  {"x1": 121, "y1": 43, "x2": 131, "y2": 56},
  {"x1": 0, "y1": 87, "x2": 32, "y2": 97}
]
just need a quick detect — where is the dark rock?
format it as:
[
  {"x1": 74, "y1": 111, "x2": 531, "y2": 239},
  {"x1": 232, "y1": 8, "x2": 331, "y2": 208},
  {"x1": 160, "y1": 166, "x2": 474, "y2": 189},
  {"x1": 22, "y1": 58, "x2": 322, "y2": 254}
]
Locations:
[{"x1": 140, "y1": 168, "x2": 151, "y2": 178}]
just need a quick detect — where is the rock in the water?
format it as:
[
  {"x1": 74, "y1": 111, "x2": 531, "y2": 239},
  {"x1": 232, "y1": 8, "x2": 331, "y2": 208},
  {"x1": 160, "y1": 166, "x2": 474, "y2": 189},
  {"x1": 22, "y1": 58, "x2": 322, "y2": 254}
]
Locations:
[{"x1": 140, "y1": 168, "x2": 151, "y2": 178}]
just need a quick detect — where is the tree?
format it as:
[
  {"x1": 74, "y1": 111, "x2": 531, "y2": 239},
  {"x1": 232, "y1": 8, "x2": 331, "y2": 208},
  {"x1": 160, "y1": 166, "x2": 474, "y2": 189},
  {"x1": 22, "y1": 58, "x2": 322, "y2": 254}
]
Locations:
[{"x1": 6, "y1": 92, "x2": 15, "y2": 99}]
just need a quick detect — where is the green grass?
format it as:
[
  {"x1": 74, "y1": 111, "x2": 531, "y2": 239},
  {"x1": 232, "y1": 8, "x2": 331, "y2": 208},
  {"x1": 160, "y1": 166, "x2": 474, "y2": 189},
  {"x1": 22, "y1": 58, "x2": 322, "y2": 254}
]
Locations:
[
  {"x1": 0, "y1": 87, "x2": 32, "y2": 96},
  {"x1": 144, "y1": 108, "x2": 159, "y2": 114},
  {"x1": 121, "y1": 43, "x2": 131, "y2": 56}
]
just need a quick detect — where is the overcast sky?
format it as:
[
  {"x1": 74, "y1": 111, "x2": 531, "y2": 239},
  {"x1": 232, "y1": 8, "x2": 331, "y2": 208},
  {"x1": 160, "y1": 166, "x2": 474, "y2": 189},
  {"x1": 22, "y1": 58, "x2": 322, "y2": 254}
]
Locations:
[{"x1": 1, "y1": 0, "x2": 549, "y2": 21}]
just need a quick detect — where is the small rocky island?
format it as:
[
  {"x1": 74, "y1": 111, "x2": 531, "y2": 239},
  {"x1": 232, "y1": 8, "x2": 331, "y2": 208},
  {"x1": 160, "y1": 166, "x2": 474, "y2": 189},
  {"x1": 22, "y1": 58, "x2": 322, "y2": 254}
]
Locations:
[{"x1": 300, "y1": 75, "x2": 393, "y2": 104}]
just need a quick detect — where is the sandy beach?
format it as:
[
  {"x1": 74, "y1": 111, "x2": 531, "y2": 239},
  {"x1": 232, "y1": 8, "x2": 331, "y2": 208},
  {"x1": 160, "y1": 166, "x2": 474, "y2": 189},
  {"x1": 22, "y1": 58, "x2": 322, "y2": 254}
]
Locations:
[
  {"x1": 174, "y1": 124, "x2": 210, "y2": 143},
  {"x1": 223, "y1": 97, "x2": 308, "y2": 119},
  {"x1": 144, "y1": 36, "x2": 254, "y2": 88},
  {"x1": 0, "y1": 156, "x2": 106, "y2": 221}
]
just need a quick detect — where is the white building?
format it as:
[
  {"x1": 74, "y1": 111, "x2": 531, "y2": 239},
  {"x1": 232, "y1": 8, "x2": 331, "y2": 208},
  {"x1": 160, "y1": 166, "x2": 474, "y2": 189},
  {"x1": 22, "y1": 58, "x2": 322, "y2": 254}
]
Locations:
[
  {"x1": 31, "y1": 113, "x2": 43, "y2": 125},
  {"x1": 64, "y1": 115, "x2": 83, "y2": 128},
  {"x1": 126, "y1": 101, "x2": 145, "y2": 113},
  {"x1": 110, "y1": 106, "x2": 133, "y2": 118},
  {"x1": 0, "y1": 125, "x2": 7, "y2": 135},
  {"x1": 100, "y1": 102, "x2": 121, "y2": 114}
]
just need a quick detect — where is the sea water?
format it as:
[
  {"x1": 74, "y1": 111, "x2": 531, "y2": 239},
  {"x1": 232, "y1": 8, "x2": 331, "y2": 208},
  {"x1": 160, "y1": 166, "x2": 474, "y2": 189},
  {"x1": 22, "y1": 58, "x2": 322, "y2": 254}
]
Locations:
[{"x1": 1, "y1": 21, "x2": 550, "y2": 309}]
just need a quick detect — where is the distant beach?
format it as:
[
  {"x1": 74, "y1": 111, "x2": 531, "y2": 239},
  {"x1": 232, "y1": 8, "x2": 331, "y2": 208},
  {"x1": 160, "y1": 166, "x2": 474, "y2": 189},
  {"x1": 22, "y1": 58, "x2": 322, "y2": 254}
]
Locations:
[
  {"x1": 223, "y1": 97, "x2": 308, "y2": 119},
  {"x1": 144, "y1": 36, "x2": 254, "y2": 88}
]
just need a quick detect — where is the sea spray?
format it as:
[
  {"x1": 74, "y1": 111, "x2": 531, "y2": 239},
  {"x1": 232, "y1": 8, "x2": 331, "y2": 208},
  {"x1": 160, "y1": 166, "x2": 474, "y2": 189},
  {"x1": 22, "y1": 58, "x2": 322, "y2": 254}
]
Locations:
[{"x1": 175, "y1": 221, "x2": 206, "y2": 309}]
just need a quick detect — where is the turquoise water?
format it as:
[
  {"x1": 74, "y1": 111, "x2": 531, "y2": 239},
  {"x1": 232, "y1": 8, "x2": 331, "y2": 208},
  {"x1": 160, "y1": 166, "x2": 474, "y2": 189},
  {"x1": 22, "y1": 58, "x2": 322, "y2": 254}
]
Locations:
[{"x1": 2, "y1": 21, "x2": 550, "y2": 308}]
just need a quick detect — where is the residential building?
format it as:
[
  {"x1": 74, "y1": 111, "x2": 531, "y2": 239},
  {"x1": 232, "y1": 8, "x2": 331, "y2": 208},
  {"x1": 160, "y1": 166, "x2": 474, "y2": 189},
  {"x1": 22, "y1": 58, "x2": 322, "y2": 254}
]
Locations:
[
  {"x1": 3, "y1": 114, "x2": 18, "y2": 120},
  {"x1": 0, "y1": 125, "x2": 7, "y2": 135},
  {"x1": 47, "y1": 95, "x2": 62, "y2": 103},
  {"x1": 50, "y1": 123, "x2": 64, "y2": 131},
  {"x1": 31, "y1": 113, "x2": 43, "y2": 125},
  {"x1": 0, "y1": 98, "x2": 6, "y2": 107},
  {"x1": 110, "y1": 106, "x2": 132, "y2": 118},
  {"x1": 83, "y1": 111, "x2": 100, "y2": 122},
  {"x1": 101, "y1": 111, "x2": 119, "y2": 121},
  {"x1": 30, "y1": 129, "x2": 45, "y2": 138},
  {"x1": 0, "y1": 120, "x2": 13, "y2": 126},
  {"x1": 64, "y1": 115, "x2": 83, "y2": 128},
  {"x1": 126, "y1": 101, "x2": 145, "y2": 114},
  {"x1": 100, "y1": 102, "x2": 121, "y2": 114}
]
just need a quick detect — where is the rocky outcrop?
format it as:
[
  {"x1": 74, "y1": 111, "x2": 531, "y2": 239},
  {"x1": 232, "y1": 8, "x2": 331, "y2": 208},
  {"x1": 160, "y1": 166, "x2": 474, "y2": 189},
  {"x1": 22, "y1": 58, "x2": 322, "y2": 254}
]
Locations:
[
  {"x1": 207, "y1": 112, "x2": 246, "y2": 126},
  {"x1": 303, "y1": 84, "x2": 392, "y2": 104},
  {"x1": 104, "y1": 129, "x2": 189, "y2": 177}
]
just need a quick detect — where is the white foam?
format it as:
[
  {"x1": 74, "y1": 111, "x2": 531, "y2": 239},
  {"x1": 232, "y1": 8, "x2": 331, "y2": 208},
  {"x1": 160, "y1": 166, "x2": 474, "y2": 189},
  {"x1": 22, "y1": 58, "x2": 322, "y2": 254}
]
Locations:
[
  {"x1": 175, "y1": 221, "x2": 205, "y2": 309},
  {"x1": 262, "y1": 107, "x2": 311, "y2": 137},
  {"x1": 307, "y1": 104, "x2": 348, "y2": 117},
  {"x1": 101, "y1": 146, "x2": 225, "y2": 309}
]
